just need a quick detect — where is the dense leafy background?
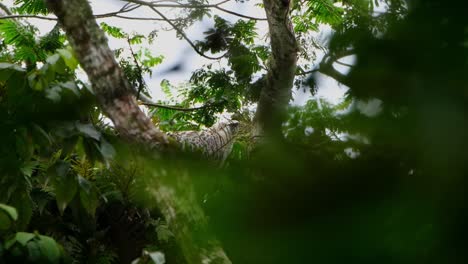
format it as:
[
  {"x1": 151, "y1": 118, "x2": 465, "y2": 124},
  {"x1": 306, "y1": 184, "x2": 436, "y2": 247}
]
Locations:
[{"x1": 1, "y1": 0, "x2": 468, "y2": 263}]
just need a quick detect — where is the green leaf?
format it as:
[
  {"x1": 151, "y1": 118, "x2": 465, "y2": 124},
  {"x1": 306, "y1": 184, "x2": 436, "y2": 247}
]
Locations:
[
  {"x1": 60, "y1": 81, "x2": 79, "y2": 96},
  {"x1": 26, "y1": 240, "x2": 42, "y2": 261},
  {"x1": 13, "y1": 232, "x2": 35, "y2": 246},
  {"x1": 10, "y1": 193, "x2": 33, "y2": 230},
  {"x1": 156, "y1": 224, "x2": 173, "y2": 243},
  {"x1": 45, "y1": 86, "x2": 61, "y2": 102},
  {"x1": 0, "y1": 212, "x2": 13, "y2": 231},
  {"x1": 57, "y1": 47, "x2": 78, "y2": 70},
  {"x1": 15, "y1": 127, "x2": 34, "y2": 160},
  {"x1": 0, "y1": 62, "x2": 25, "y2": 72},
  {"x1": 14, "y1": 0, "x2": 49, "y2": 15},
  {"x1": 20, "y1": 161, "x2": 39, "y2": 177},
  {"x1": 54, "y1": 174, "x2": 78, "y2": 214},
  {"x1": 46, "y1": 53, "x2": 67, "y2": 74},
  {"x1": 75, "y1": 122, "x2": 101, "y2": 140},
  {"x1": 0, "y1": 204, "x2": 19, "y2": 221},
  {"x1": 31, "y1": 123, "x2": 52, "y2": 146},
  {"x1": 37, "y1": 235, "x2": 61, "y2": 264},
  {"x1": 129, "y1": 34, "x2": 145, "y2": 44},
  {"x1": 100, "y1": 22, "x2": 126, "y2": 38},
  {"x1": 51, "y1": 161, "x2": 78, "y2": 214},
  {"x1": 78, "y1": 176, "x2": 99, "y2": 216},
  {"x1": 46, "y1": 53, "x2": 60, "y2": 65},
  {"x1": 160, "y1": 79, "x2": 172, "y2": 97},
  {"x1": 0, "y1": 20, "x2": 36, "y2": 47},
  {"x1": 0, "y1": 204, "x2": 17, "y2": 231},
  {"x1": 99, "y1": 139, "x2": 116, "y2": 160}
]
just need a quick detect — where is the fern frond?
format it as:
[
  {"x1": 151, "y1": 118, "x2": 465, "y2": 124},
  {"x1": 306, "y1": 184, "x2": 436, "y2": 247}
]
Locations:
[
  {"x1": 307, "y1": 0, "x2": 344, "y2": 26},
  {"x1": 13, "y1": 0, "x2": 49, "y2": 15},
  {"x1": 0, "y1": 19, "x2": 42, "y2": 63},
  {"x1": 15, "y1": 46, "x2": 39, "y2": 62},
  {"x1": 0, "y1": 19, "x2": 36, "y2": 47}
]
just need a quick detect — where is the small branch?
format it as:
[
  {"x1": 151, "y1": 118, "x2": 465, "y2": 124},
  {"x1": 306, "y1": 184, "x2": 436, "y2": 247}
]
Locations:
[
  {"x1": 0, "y1": 3, "x2": 12, "y2": 15},
  {"x1": 113, "y1": 14, "x2": 168, "y2": 21},
  {"x1": 141, "y1": 101, "x2": 224, "y2": 112},
  {"x1": 125, "y1": 0, "x2": 267, "y2": 20},
  {"x1": 94, "y1": 3, "x2": 141, "y2": 18},
  {"x1": 334, "y1": 60, "x2": 354, "y2": 68},
  {"x1": 125, "y1": 0, "x2": 227, "y2": 8},
  {"x1": 324, "y1": 49, "x2": 356, "y2": 62},
  {"x1": 0, "y1": 14, "x2": 57, "y2": 20},
  {"x1": 0, "y1": 3, "x2": 141, "y2": 21},
  {"x1": 127, "y1": 37, "x2": 147, "y2": 99},
  {"x1": 316, "y1": 49, "x2": 356, "y2": 85},
  {"x1": 214, "y1": 6, "x2": 267, "y2": 20},
  {"x1": 149, "y1": 6, "x2": 226, "y2": 60},
  {"x1": 296, "y1": 67, "x2": 320, "y2": 76}
]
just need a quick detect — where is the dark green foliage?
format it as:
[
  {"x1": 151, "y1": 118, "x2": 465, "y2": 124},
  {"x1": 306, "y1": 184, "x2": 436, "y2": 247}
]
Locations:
[
  {"x1": 196, "y1": 16, "x2": 265, "y2": 84},
  {"x1": 2, "y1": 0, "x2": 468, "y2": 263},
  {"x1": 0, "y1": 18, "x2": 65, "y2": 69},
  {"x1": 2, "y1": 231, "x2": 67, "y2": 263}
]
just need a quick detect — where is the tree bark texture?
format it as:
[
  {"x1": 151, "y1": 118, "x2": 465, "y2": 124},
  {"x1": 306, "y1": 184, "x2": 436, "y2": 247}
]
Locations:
[
  {"x1": 254, "y1": 0, "x2": 298, "y2": 138},
  {"x1": 45, "y1": 0, "x2": 169, "y2": 149},
  {"x1": 45, "y1": 1, "x2": 231, "y2": 263}
]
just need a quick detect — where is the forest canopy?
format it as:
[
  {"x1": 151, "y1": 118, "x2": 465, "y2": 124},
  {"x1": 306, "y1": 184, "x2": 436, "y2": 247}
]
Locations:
[{"x1": 0, "y1": 0, "x2": 467, "y2": 263}]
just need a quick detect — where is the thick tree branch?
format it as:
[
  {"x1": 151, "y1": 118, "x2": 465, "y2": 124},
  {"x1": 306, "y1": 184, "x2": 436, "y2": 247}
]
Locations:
[
  {"x1": 45, "y1": 0, "x2": 169, "y2": 149},
  {"x1": 318, "y1": 64, "x2": 351, "y2": 86},
  {"x1": 253, "y1": 0, "x2": 299, "y2": 138},
  {"x1": 316, "y1": 49, "x2": 356, "y2": 86},
  {"x1": 45, "y1": 1, "x2": 232, "y2": 263}
]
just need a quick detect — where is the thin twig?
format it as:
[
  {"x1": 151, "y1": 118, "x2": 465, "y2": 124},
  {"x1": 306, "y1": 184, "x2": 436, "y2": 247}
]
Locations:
[
  {"x1": 0, "y1": 14, "x2": 57, "y2": 21},
  {"x1": 125, "y1": 0, "x2": 267, "y2": 20},
  {"x1": 334, "y1": 60, "x2": 354, "y2": 68},
  {"x1": 94, "y1": 3, "x2": 141, "y2": 18},
  {"x1": 296, "y1": 68, "x2": 320, "y2": 76},
  {"x1": 113, "y1": 14, "x2": 169, "y2": 20},
  {"x1": 0, "y1": 3, "x2": 141, "y2": 21},
  {"x1": 141, "y1": 101, "x2": 224, "y2": 112},
  {"x1": 149, "y1": 6, "x2": 226, "y2": 60},
  {"x1": 214, "y1": 6, "x2": 267, "y2": 20},
  {"x1": 127, "y1": 37, "x2": 147, "y2": 99}
]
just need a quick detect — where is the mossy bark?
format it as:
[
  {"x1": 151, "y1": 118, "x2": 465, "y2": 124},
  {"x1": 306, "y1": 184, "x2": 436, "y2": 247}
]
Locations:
[
  {"x1": 45, "y1": 1, "x2": 231, "y2": 263},
  {"x1": 254, "y1": 0, "x2": 298, "y2": 138},
  {"x1": 46, "y1": 0, "x2": 168, "y2": 149}
]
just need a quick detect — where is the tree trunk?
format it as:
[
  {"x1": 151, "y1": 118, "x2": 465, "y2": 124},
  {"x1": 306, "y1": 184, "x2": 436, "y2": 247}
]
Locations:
[
  {"x1": 45, "y1": 1, "x2": 231, "y2": 263},
  {"x1": 254, "y1": 0, "x2": 298, "y2": 138},
  {"x1": 45, "y1": 0, "x2": 168, "y2": 149}
]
